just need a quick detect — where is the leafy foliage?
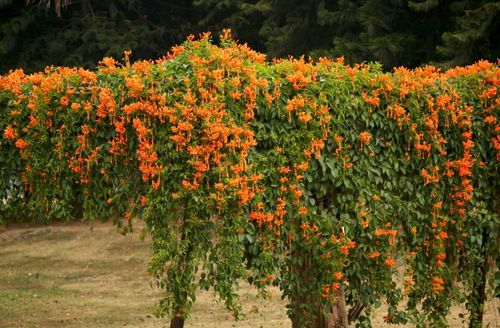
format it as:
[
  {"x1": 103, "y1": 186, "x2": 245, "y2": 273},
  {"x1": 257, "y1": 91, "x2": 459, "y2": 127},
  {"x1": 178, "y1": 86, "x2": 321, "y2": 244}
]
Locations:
[{"x1": 1, "y1": 33, "x2": 499, "y2": 327}]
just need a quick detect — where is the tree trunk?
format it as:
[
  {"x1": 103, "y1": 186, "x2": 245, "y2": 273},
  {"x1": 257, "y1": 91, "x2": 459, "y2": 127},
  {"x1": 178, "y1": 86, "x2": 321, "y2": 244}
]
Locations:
[
  {"x1": 468, "y1": 228, "x2": 489, "y2": 328},
  {"x1": 330, "y1": 285, "x2": 349, "y2": 328},
  {"x1": 348, "y1": 300, "x2": 364, "y2": 324},
  {"x1": 170, "y1": 317, "x2": 184, "y2": 328},
  {"x1": 290, "y1": 286, "x2": 348, "y2": 328},
  {"x1": 169, "y1": 207, "x2": 189, "y2": 328},
  {"x1": 290, "y1": 252, "x2": 349, "y2": 328}
]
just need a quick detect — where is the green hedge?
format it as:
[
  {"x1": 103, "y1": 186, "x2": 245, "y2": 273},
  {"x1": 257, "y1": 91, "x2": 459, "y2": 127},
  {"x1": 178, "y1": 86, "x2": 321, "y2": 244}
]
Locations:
[{"x1": 1, "y1": 32, "x2": 498, "y2": 327}]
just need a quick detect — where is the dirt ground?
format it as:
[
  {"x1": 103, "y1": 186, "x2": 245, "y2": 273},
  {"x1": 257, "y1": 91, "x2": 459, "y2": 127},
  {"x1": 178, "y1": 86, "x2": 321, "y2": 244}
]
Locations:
[{"x1": 0, "y1": 221, "x2": 498, "y2": 328}]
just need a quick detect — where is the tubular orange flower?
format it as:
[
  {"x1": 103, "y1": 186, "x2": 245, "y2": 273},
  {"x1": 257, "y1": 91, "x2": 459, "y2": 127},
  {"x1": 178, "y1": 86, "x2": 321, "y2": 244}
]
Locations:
[
  {"x1": 340, "y1": 244, "x2": 350, "y2": 256},
  {"x1": 3, "y1": 125, "x2": 18, "y2": 140},
  {"x1": 298, "y1": 111, "x2": 312, "y2": 124},
  {"x1": 359, "y1": 131, "x2": 371, "y2": 149},
  {"x1": 60, "y1": 96, "x2": 69, "y2": 106},
  {"x1": 15, "y1": 138, "x2": 29, "y2": 149},
  {"x1": 298, "y1": 206, "x2": 308, "y2": 216},
  {"x1": 361, "y1": 92, "x2": 380, "y2": 107},
  {"x1": 71, "y1": 102, "x2": 81, "y2": 111},
  {"x1": 385, "y1": 257, "x2": 395, "y2": 268},
  {"x1": 125, "y1": 76, "x2": 144, "y2": 98},
  {"x1": 97, "y1": 88, "x2": 116, "y2": 118},
  {"x1": 431, "y1": 276, "x2": 445, "y2": 294}
]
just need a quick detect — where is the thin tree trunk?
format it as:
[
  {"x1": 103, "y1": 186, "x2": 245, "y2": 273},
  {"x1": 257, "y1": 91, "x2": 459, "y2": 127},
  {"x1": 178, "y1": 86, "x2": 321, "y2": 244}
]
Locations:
[
  {"x1": 170, "y1": 207, "x2": 189, "y2": 328},
  {"x1": 330, "y1": 286, "x2": 348, "y2": 328},
  {"x1": 290, "y1": 252, "x2": 349, "y2": 328},
  {"x1": 348, "y1": 300, "x2": 364, "y2": 324},
  {"x1": 170, "y1": 317, "x2": 184, "y2": 328},
  {"x1": 468, "y1": 228, "x2": 489, "y2": 328}
]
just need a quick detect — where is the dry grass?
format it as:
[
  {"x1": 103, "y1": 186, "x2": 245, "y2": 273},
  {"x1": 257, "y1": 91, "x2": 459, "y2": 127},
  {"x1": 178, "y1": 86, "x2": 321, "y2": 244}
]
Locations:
[{"x1": 0, "y1": 221, "x2": 498, "y2": 327}]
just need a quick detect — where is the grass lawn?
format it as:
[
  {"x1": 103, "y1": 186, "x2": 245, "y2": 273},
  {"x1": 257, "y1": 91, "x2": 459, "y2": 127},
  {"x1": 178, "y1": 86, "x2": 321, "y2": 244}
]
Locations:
[{"x1": 0, "y1": 221, "x2": 498, "y2": 327}]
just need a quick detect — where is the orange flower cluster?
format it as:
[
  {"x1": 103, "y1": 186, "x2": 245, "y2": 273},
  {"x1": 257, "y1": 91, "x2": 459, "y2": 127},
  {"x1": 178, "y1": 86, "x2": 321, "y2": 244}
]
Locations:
[
  {"x1": 446, "y1": 131, "x2": 475, "y2": 216},
  {"x1": 0, "y1": 33, "x2": 498, "y2": 321},
  {"x1": 420, "y1": 166, "x2": 439, "y2": 186},
  {"x1": 361, "y1": 92, "x2": 380, "y2": 107},
  {"x1": 125, "y1": 76, "x2": 144, "y2": 98},
  {"x1": 431, "y1": 276, "x2": 445, "y2": 294},
  {"x1": 109, "y1": 118, "x2": 128, "y2": 156},
  {"x1": 359, "y1": 131, "x2": 371, "y2": 149},
  {"x1": 3, "y1": 125, "x2": 18, "y2": 140},
  {"x1": 15, "y1": 138, "x2": 29, "y2": 150},
  {"x1": 249, "y1": 209, "x2": 276, "y2": 228},
  {"x1": 384, "y1": 257, "x2": 396, "y2": 268},
  {"x1": 133, "y1": 118, "x2": 162, "y2": 188},
  {"x1": 373, "y1": 228, "x2": 398, "y2": 246},
  {"x1": 386, "y1": 103, "x2": 409, "y2": 125},
  {"x1": 97, "y1": 88, "x2": 116, "y2": 118},
  {"x1": 285, "y1": 59, "x2": 317, "y2": 90},
  {"x1": 321, "y1": 282, "x2": 340, "y2": 299}
]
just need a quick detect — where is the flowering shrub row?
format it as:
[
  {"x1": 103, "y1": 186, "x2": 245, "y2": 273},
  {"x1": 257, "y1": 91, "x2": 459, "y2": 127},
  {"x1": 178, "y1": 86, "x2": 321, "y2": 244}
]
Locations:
[{"x1": 1, "y1": 32, "x2": 498, "y2": 327}]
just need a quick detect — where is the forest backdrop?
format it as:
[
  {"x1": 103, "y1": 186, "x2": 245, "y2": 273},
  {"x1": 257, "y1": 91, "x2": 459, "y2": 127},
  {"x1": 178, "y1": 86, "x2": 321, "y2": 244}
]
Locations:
[{"x1": 0, "y1": 0, "x2": 499, "y2": 73}]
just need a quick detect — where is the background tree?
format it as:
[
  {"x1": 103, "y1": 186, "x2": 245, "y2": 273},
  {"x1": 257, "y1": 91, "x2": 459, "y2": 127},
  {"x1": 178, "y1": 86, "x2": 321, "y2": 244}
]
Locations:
[
  {"x1": 0, "y1": 0, "x2": 200, "y2": 72},
  {"x1": 196, "y1": 0, "x2": 500, "y2": 68},
  {"x1": 1, "y1": 0, "x2": 498, "y2": 72}
]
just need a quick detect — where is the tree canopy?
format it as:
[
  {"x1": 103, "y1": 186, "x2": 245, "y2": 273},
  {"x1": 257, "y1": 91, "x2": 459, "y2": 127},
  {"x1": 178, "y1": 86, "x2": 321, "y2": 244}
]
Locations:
[{"x1": 0, "y1": 0, "x2": 498, "y2": 73}]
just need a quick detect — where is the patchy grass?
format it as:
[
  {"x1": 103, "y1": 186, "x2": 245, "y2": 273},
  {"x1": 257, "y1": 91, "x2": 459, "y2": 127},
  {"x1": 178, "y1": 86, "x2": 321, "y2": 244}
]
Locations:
[
  {"x1": 0, "y1": 222, "x2": 289, "y2": 328},
  {"x1": 0, "y1": 222, "x2": 498, "y2": 327}
]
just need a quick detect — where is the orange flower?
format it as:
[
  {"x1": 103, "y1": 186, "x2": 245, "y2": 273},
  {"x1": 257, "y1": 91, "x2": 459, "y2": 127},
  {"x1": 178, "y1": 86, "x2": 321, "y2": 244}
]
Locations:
[
  {"x1": 277, "y1": 166, "x2": 291, "y2": 175},
  {"x1": 298, "y1": 206, "x2": 308, "y2": 216},
  {"x1": 60, "y1": 96, "x2": 69, "y2": 106},
  {"x1": 71, "y1": 102, "x2": 81, "y2": 111},
  {"x1": 431, "y1": 276, "x2": 445, "y2": 294},
  {"x1": 15, "y1": 138, "x2": 29, "y2": 149},
  {"x1": 359, "y1": 131, "x2": 371, "y2": 148},
  {"x1": 3, "y1": 125, "x2": 18, "y2": 140},
  {"x1": 340, "y1": 244, "x2": 350, "y2": 256},
  {"x1": 100, "y1": 57, "x2": 117, "y2": 72},
  {"x1": 385, "y1": 257, "x2": 395, "y2": 268},
  {"x1": 436, "y1": 231, "x2": 448, "y2": 240},
  {"x1": 322, "y1": 284, "x2": 331, "y2": 299},
  {"x1": 405, "y1": 276, "x2": 414, "y2": 288},
  {"x1": 125, "y1": 76, "x2": 144, "y2": 98},
  {"x1": 484, "y1": 115, "x2": 496, "y2": 125},
  {"x1": 361, "y1": 92, "x2": 380, "y2": 107},
  {"x1": 152, "y1": 178, "x2": 160, "y2": 190},
  {"x1": 97, "y1": 88, "x2": 116, "y2": 118},
  {"x1": 220, "y1": 28, "x2": 232, "y2": 41},
  {"x1": 286, "y1": 96, "x2": 307, "y2": 112},
  {"x1": 436, "y1": 252, "x2": 446, "y2": 267},
  {"x1": 298, "y1": 111, "x2": 312, "y2": 124}
]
